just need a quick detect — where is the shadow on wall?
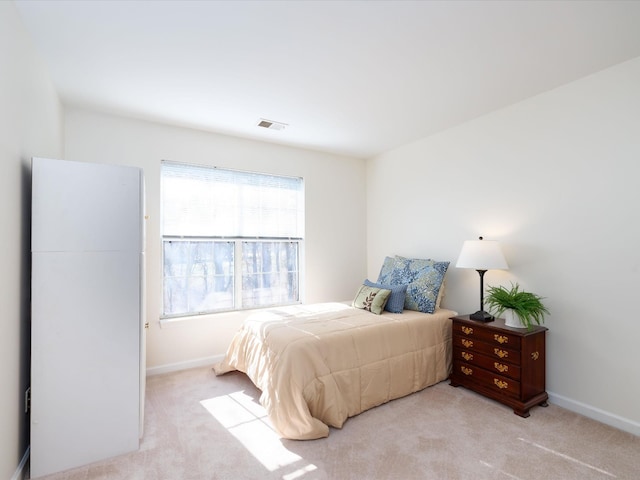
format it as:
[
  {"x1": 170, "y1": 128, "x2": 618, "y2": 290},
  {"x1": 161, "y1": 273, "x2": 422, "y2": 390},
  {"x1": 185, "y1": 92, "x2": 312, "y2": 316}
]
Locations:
[{"x1": 19, "y1": 159, "x2": 32, "y2": 461}]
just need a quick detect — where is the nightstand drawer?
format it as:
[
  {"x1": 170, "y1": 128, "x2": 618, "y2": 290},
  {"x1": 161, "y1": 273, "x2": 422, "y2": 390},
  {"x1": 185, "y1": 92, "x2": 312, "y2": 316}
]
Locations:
[
  {"x1": 453, "y1": 322, "x2": 522, "y2": 349},
  {"x1": 452, "y1": 335, "x2": 521, "y2": 365},
  {"x1": 453, "y1": 347, "x2": 521, "y2": 380},
  {"x1": 454, "y1": 362, "x2": 520, "y2": 399}
]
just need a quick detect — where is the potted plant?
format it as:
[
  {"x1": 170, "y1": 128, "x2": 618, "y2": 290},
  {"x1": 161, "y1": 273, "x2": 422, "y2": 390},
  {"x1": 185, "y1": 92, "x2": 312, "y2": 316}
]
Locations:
[{"x1": 484, "y1": 283, "x2": 549, "y2": 330}]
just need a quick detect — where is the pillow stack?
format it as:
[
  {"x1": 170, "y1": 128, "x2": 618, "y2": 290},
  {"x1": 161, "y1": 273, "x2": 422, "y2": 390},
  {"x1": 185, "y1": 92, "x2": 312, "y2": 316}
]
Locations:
[{"x1": 376, "y1": 255, "x2": 449, "y2": 314}]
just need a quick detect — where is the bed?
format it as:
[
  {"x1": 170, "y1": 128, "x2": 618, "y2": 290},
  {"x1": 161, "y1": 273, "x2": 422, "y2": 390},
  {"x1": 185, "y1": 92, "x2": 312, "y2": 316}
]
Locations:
[
  {"x1": 214, "y1": 255, "x2": 453, "y2": 440},
  {"x1": 214, "y1": 303, "x2": 456, "y2": 439}
]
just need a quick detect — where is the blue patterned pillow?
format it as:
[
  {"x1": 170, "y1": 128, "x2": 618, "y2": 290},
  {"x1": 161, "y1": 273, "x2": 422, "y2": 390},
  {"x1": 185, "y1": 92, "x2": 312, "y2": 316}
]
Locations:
[
  {"x1": 377, "y1": 256, "x2": 449, "y2": 314},
  {"x1": 377, "y1": 256, "x2": 405, "y2": 284},
  {"x1": 364, "y1": 279, "x2": 407, "y2": 313}
]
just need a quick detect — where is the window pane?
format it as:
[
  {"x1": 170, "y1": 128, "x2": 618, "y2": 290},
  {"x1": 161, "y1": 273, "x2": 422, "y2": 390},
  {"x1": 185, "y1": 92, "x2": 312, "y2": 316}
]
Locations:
[
  {"x1": 242, "y1": 241, "x2": 299, "y2": 308},
  {"x1": 162, "y1": 162, "x2": 304, "y2": 238},
  {"x1": 163, "y1": 240, "x2": 234, "y2": 315}
]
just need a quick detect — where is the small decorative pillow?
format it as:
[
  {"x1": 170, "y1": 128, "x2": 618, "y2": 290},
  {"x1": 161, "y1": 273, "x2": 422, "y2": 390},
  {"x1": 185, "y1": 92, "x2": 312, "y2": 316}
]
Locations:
[
  {"x1": 364, "y1": 279, "x2": 407, "y2": 313},
  {"x1": 352, "y1": 284, "x2": 391, "y2": 315}
]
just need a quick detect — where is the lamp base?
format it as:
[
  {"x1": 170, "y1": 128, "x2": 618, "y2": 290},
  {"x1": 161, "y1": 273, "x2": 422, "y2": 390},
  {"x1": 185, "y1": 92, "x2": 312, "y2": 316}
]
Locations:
[{"x1": 469, "y1": 310, "x2": 495, "y2": 322}]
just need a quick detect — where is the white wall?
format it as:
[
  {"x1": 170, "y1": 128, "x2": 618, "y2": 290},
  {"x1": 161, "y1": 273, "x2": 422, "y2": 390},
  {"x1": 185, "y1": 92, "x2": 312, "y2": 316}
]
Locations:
[
  {"x1": 0, "y1": 3, "x2": 63, "y2": 479},
  {"x1": 367, "y1": 56, "x2": 640, "y2": 434},
  {"x1": 64, "y1": 109, "x2": 367, "y2": 371}
]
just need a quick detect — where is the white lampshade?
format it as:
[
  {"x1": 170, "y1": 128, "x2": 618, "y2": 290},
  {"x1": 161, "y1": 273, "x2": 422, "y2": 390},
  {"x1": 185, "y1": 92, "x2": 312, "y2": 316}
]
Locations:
[{"x1": 456, "y1": 238, "x2": 508, "y2": 270}]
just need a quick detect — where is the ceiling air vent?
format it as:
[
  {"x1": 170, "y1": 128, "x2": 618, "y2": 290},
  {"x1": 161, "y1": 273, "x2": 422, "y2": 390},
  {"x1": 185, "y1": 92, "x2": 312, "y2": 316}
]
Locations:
[{"x1": 257, "y1": 118, "x2": 287, "y2": 131}]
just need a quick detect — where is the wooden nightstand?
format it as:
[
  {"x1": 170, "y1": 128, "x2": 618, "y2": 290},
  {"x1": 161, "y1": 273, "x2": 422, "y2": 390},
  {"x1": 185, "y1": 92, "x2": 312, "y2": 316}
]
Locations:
[{"x1": 449, "y1": 314, "x2": 548, "y2": 417}]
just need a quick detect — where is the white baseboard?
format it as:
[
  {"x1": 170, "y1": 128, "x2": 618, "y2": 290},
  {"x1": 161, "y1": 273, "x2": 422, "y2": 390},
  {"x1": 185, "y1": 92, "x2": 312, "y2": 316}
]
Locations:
[
  {"x1": 548, "y1": 391, "x2": 640, "y2": 437},
  {"x1": 146, "y1": 354, "x2": 225, "y2": 377},
  {"x1": 11, "y1": 446, "x2": 29, "y2": 480}
]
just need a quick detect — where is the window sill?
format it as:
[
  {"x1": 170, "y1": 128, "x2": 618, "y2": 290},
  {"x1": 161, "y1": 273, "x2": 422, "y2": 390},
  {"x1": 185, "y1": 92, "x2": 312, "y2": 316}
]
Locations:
[
  {"x1": 159, "y1": 311, "x2": 242, "y2": 329},
  {"x1": 159, "y1": 302, "x2": 302, "y2": 329}
]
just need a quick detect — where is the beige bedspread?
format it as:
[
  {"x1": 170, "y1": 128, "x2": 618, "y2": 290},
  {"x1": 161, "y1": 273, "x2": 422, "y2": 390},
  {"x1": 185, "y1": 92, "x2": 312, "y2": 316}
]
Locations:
[{"x1": 213, "y1": 302, "x2": 455, "y2": 440}]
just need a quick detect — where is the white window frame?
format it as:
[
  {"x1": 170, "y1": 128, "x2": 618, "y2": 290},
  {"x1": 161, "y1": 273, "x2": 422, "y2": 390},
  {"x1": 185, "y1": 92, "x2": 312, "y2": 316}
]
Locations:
[{"x1": 160, "y1": 161, "x2": 304, "y2": 318}]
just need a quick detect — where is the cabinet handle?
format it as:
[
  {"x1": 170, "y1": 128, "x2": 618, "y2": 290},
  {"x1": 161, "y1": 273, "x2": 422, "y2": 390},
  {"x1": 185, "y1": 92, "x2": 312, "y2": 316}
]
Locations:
[
  {"x1": 461, "y1": 339, "x2": 473, "y2": 348},
  {"x1": 461, "y1": 326, "x2": 474, "y2": 335},
  {"x1": 461, "y1": 351, "x2": 473, "y2": 361},
  {"x1": 531, "y1": 351, "x2": 540, "y2": 360},
  {"x1": 494, "y1": 362, "x2": 508, "y2": 373},
  {"x1": 461, "y1": 366, "x2": 473, "y2": 376},
  {"x1": 494, "y1": 378, "x2": 508, "y2": 389},
  {"x1": 494, "y1": 334, "x2": 508, "y2": 344},
  {"x1": 494, "y1": 348, "x2": 508, "y2": 359}
]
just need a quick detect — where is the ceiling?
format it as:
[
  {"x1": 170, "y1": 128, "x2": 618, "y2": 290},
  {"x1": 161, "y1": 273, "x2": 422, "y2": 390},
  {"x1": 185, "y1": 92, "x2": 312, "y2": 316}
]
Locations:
[{"x1": 13, "y1": 0, "x2": 640, "y2": 159}]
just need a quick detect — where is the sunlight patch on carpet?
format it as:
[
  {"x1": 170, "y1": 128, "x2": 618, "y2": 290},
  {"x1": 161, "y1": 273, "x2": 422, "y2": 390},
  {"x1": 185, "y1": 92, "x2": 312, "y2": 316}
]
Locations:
[
  {"x1": 479, "y1": 461, "x2": 523, "y2": 479},
  {"x1": 518, "y1": 438, "x2": 616, "y2": 478},
  {"x1": 201, "y1": 390, "x2": 317, "y2": 475},
  {"x1": 282, "y1": 463, "x2": 318, "y2": 480}
]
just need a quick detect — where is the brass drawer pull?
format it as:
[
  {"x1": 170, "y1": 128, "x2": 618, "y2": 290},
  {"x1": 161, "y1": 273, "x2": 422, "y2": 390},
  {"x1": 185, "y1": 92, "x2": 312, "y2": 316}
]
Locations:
[
  {"x1": 461, "y1": 339, "x2": 473, "y2": 348},
  {"x1": 494, "y1": 379, "x2": 508, "y2": 389},
  {"x1": 494, "y1": 362, "x2": 508, "y2": 373},
  {"x1": 531, "y1": 351, "x2": 540, "y2": 360},
  {"x1": 461, "y1": 351, "x2": 473, "y2": 361},
  {"x1": 494, "y1": 334, "x2": 508, "y2": 344},
  {"x1": 494, "y1": 348, "x2": 508, "y2": 359},
  {"x1": 461, "y1": 326, "x2": 474, "y2": 335},
  {"x1": 461, "y1": 366, "x2": 473, "y2": 376}
]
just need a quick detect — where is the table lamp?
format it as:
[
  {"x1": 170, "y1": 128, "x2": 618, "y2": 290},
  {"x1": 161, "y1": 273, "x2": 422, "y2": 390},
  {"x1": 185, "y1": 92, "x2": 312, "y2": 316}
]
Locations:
[{"x1": 456, "y1": 236, "x2": 508, "y2": 322}]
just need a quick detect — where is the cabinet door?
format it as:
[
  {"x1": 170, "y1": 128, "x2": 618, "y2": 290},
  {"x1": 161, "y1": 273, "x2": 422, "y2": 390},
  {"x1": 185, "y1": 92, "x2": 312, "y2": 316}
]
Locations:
[
  {"x1": 30, "y1": 251, "x2": 140, "y2": 478},
  {"x1": 31, "y1": 157, "x2": 142, "y2": 253}
]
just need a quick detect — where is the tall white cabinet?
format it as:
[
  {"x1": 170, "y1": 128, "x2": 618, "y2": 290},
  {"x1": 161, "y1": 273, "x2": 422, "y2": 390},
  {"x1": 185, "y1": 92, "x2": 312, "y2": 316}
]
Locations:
[{"x1": 30, "y1": 157, "x2": 145, "y2": 478}]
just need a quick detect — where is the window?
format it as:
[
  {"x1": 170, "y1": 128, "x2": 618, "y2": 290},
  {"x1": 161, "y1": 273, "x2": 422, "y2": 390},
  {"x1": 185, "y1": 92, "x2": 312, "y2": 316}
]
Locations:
[{"x1": 161, "y1": 161, "x2": 304, "y2": 317}]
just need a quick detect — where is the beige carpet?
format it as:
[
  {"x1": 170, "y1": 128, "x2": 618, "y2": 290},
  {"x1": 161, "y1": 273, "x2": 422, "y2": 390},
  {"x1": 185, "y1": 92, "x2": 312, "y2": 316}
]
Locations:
[{"x1": 32, "y1": 366, "x2": 639, "y2": 480}]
